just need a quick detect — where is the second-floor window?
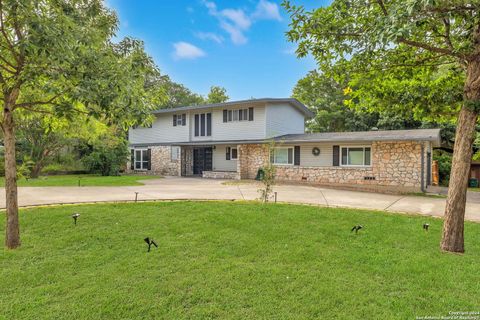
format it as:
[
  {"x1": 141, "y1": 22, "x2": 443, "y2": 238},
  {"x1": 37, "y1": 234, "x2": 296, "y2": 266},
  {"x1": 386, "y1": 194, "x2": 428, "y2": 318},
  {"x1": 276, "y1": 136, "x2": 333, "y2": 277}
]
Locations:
[
  {"x1": 173, "y1": 114, "x2": 186, "y2": 126},
  {"x1": 223, "y1": 107, "x2": 254, "y2": 122},
  {"x1": 194, "y1": 113, "x2": 211, "y2": 137}
]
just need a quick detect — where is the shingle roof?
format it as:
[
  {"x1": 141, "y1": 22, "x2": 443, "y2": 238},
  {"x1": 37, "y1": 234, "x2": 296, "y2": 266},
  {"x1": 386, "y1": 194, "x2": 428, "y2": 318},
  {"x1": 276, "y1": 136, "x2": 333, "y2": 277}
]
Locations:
[
  {"x1": 152, "y1": 98, "x2": 314, "y2": 118},
  {"x1": 274, "y1": 129, "x2": 442, "y2": 146}
]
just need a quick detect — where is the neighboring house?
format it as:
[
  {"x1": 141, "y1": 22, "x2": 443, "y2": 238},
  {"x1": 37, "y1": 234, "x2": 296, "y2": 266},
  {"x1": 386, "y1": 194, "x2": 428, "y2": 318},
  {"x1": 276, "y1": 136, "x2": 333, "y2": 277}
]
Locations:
[{"x1": 128, "y1": 98, "x2": 441, "y2": 192}]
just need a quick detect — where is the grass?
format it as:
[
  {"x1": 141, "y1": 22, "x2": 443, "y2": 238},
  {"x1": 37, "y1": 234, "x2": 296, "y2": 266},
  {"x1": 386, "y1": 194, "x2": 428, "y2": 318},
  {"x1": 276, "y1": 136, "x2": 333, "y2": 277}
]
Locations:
[
  {"x1": 0, "y1": 174, "x2": 162, "y2": 187},
  {"x1": 1, "y1": 201, "x2": 479, "y2": 319}
]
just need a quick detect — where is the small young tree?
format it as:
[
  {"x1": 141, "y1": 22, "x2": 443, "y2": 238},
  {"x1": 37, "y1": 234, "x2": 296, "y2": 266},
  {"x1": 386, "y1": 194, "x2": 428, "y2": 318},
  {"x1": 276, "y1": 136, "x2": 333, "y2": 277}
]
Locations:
[{"x1": 258, "y1": 142, "x2": 277, "y2": 203}]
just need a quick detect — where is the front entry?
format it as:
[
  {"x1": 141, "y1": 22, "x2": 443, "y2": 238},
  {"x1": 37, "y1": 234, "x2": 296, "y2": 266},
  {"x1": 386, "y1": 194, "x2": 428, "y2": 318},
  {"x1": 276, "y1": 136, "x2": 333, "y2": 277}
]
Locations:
[{"x1": 193, "y1": 147, "x2": 213, "y2": 175}]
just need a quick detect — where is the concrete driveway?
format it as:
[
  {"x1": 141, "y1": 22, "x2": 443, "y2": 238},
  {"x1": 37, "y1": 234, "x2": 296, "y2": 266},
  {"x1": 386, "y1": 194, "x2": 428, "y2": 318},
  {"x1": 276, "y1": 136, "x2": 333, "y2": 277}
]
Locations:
[{"x1": 2, "y1": 177, "x2": 480, "y2": 222}]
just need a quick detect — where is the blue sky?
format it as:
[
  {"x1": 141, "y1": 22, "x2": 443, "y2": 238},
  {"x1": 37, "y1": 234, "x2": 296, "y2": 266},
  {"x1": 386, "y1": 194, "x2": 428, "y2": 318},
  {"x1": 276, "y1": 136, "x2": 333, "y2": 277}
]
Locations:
[{"x1": 106, "y1": 0, "x2": 327, "y2": 101}]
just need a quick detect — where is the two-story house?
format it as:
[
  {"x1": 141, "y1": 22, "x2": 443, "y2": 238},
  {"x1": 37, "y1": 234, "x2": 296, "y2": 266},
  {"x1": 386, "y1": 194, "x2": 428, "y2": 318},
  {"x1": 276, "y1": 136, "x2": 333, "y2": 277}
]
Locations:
[{"x1": 128, "y1": 98, "x2": 441, "y2": 192}]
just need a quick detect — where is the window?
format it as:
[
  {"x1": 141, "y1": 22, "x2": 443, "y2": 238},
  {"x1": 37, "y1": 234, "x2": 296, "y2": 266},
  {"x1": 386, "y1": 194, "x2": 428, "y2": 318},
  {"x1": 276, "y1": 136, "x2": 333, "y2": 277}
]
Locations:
[
  {"x1": 271, "y1": 147, "x2": 293, "y2": 165},
  {"x1": 226, "y1": 147, "x2": 238, "y2": 160},
  {"x1": 223, "y1": 108, "x2": 253, "y2": 122},
  {"x1": 194, "y1": 112, "x2": 211, "y2": 137},
  {"x1": 134, "y1": 149, "x2": 150, "y2": 170},
  {"x1": 173, "y1": 114, "x2": 186, "y2": 126},
  {"x1": 171, "y1": 146, "x2": 180, "y2": 161},
  {"x1": 341, "y1": 146, "x2": 371, "y2": 166}
]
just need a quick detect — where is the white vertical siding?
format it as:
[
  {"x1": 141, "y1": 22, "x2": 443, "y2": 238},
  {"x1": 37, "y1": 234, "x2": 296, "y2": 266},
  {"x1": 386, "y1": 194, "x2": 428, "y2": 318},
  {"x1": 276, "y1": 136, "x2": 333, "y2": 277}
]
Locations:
[
  {"x1": 129, "y1": 113, "x2": 189, "y2": 144},
  {"x1": 212, "y1": 145, "x2": 237, "y2": 171},
  {"x1": 265, "y1": 103, "x2": 305, "y2": 138}
]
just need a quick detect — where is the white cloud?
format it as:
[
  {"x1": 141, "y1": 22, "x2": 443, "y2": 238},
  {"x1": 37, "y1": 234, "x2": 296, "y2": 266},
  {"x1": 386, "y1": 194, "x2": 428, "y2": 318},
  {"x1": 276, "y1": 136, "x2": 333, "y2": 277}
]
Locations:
[
  {"x1": 202, "y1": 0, "x2": 281, "y2": 45},
  {"x1": 172, "y1": 42, "x2": 206, "y2": 60},
  {"x1": 221, "y1": 8, "x2": 251, "y2": 29},
  {"x1": 252, "y1": 0, "x2": 282, "y2": 21},
  {"x1": 195, "y1": 32, "x2": 224, "y2": 44},
  {"x1": 204, "y1": 1, "x2": 217, "y2": 15},
  {"x1": 220, "y1": 21, "x2": 248, "y2": 45}
]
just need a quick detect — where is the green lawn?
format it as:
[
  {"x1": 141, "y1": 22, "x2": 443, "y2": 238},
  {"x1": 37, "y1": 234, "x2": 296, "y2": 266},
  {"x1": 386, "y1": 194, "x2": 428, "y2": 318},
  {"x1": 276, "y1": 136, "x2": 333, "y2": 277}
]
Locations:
[
  {"x1": 1, "y1": 202, "x2": 479, "y2": 319},
  {"x1": 0, "y1": 174, "x2": 162, "y2": 187}
]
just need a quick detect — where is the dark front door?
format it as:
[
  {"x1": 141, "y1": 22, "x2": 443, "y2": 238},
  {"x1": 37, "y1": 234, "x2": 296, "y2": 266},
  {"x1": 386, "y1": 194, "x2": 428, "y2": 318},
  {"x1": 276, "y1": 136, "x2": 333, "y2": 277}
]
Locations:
[{"x1": 193, "y1": 147, "x2": 212, "y2": 175}]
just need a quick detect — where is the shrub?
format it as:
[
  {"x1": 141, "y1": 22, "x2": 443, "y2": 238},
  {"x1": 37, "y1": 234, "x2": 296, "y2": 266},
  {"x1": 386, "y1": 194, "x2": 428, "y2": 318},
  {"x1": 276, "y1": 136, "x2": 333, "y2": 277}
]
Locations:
[
  {"x1": 82, "y1": 136, "x2": 129, "y2": 176},
  {"x1": 434, "y1": 150, "x2": 452, "y2": 186}
]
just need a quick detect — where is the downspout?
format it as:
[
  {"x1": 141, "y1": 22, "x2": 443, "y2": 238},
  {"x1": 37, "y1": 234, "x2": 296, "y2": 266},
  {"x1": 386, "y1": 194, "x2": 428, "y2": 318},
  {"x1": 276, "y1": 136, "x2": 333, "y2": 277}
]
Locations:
[{"x1": 421, "y1": 143, "x2": 425, "y2": 193}]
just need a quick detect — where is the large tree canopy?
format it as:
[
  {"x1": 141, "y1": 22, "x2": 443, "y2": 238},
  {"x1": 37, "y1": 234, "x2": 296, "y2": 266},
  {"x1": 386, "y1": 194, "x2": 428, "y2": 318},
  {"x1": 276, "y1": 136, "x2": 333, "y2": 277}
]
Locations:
[
  {"x1": 292, "y1": 70, "x2": 424, "y2": 132},
  {"x1": 283, "y1": 0, "x2": 480, "y2": 253},
  {"x1": 0, "y1": 0, "x2": 163, "y2": 248}
]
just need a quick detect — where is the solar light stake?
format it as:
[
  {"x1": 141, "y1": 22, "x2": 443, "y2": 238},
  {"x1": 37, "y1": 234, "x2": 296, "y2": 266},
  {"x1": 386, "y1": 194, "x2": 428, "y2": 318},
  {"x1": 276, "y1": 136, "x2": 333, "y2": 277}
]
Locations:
[
  {"x1": 72, "y1": 213, "x2": 80, "y2": 225},
  {"x1": 274, "y1": 192, "x2": 277, "y2": 203},
  {"x1": 423, "y1": 223, "x2": 430, "y2": 231},
  {"x1": 351, "y1": 225, "x2": 363, "y2": 234},
  {"x1": 144, "y1": 237, "x2": 158, "y2": 252},
  {"x1": 78, "y1": 177, "x2": 81, "y2": 187},
  {"x1": 135, "y1": 192, "x2": 139, "y2": 202}
]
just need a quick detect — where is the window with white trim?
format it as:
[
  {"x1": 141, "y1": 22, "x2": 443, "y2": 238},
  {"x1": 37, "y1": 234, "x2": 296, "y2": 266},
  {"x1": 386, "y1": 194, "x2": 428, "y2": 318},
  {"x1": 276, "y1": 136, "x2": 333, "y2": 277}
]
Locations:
[
  {"x1": 341, "y1": 146, "x2": 371, "y2": 166},
  {"x1": 272, "y1": 147, "x2": 293, "y2": 165},
  {"x1": 225, "y1": 147, "x2": 238, "y2": 160},
  {"x1": 134, "y1": 149, "x2": 149, "y2": 170},
  {"x1": 225, "y1": 108, "x2": 251, "y2": 122},
  {"x1": 194, "y1": 112, "x2": 211, "y2": 137},
  {"x1": 171, "y1": 146, "x2": 180, "y2": 161},
  {"x1": 173, "y1": 114, "x2": 186, "y2": 126}
]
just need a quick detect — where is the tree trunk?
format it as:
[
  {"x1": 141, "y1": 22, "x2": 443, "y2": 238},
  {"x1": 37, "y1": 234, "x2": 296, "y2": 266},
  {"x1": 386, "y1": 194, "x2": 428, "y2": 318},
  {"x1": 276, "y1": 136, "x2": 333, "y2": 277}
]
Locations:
[
  {"x1": 441, "y1": 56, "x2": 480, "y2": 253},
  {"x1": 29, "y1": 161, "x2": 43, "y2": 179},
  {"x1": 3, "y1": 100, "x2": 20, "y2": 249}
]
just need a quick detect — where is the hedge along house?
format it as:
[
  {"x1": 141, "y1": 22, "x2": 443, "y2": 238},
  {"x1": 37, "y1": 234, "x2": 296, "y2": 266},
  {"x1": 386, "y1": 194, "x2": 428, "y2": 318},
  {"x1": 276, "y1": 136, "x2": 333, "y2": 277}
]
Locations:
[{"x1": 128, "y1": 98, "x2": 441, "y2": 192}]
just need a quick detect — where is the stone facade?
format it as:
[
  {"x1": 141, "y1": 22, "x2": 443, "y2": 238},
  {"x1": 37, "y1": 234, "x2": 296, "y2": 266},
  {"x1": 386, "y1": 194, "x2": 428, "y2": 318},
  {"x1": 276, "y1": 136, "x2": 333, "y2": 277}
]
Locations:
[
  {"x1": 127, "y1": 146, "x2": 181, "y2": 176},
  {"x1": 202, "y1": 171, "x2": 240, "y2": 179},
  {"x1": 237, "y1": 141, "x2": 429, "y2": 192},
  {"x1": 237, "y1": 144, "x2": 270, "y2": 179},
  {"x1": 128, "y1": 141, "x2": 430, "y2": 192}
]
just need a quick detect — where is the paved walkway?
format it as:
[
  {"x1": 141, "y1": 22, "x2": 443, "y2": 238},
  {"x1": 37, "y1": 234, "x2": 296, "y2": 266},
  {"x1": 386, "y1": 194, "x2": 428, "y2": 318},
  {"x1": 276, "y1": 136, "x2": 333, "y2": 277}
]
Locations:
[{"x1": 2, "y1": 177, "x2": 480, "y2": 222}]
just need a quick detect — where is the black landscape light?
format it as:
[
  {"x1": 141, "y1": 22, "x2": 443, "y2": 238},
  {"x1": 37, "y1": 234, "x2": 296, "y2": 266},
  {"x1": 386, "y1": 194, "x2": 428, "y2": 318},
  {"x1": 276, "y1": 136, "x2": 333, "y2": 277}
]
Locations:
[
  {"x1": 144, "y1": 237, "x2": 158, "y2": 252},
  {"x1": 135, "y1": 192, "x2": 139, "y2": 202},
  {"x1": 423, "y1": 223, "x2": 430, "y2": 231},
  {"x1": 351, "y1": 225, "x2": 363, "y2": 234},
  {"x1": 78, "y1": 177, "x2": 82, "y2": 187},
  {"x1": 72, "y1": 213, "x2": 80, "y2": 225},
  {"x1": 274, "y1": 192, "x2": 277, "y2": 203}
]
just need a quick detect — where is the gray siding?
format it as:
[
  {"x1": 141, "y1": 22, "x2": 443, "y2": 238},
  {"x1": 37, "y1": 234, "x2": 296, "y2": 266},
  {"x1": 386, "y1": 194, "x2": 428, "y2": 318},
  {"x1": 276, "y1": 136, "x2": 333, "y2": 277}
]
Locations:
[
  {"x1": 129, "y1": 113, "x2": 189, "y2": 144},
  {"x1": 190, "y1": 104, "x2": 266, "y2": 142},
  {"x1": 265, "y1": 103, "x2": 305, "y2": 138},
  {"x1": 212, "y1": 145, "x2": 237, "y2": 171},
  {"x1": 129, "y1": 102, "x2": 307, "y2": 145}
]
